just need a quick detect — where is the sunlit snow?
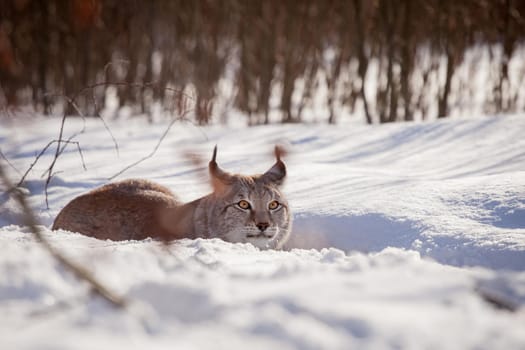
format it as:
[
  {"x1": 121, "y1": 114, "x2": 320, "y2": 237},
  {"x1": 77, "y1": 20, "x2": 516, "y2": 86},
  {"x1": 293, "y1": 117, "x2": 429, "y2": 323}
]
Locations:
[{"x1": 1, "y1": 115, "x2": 525, "y2": 349}]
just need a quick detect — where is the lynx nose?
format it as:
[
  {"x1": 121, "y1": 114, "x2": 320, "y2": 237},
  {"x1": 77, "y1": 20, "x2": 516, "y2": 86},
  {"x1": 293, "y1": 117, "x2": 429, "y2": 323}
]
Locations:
[{"x1": 256, "y1": 222, "x2": 269, "y2": 232}]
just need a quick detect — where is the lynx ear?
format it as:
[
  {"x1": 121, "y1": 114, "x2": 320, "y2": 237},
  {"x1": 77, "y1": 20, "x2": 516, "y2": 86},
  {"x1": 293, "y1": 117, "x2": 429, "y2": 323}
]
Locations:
[
  {"x1": 209, "y1": 145, "x2": 234, "y2": 190},
  {"x1": 262, "y1": 145, "x2": 287, "y2": 185}
]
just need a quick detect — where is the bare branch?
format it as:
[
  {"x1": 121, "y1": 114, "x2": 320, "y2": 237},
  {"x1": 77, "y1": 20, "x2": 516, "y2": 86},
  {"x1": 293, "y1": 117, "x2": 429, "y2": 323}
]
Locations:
[
  {"x1": 0, "y1": 148, "x2": 21, "y2": 176},
  {"x1": 0, "y1": 161, "x2": 127, "y2": 309},
  {"x1": 91, "y1": 90, "x2": 120, "y2": 157},
  {"x1": 17, "y1": 141, "x2": 54, "y2": 187},
  {"x1": 38, "y1": 140, "x2": 87, "y2": 178},
  {"x1": 19, "y1": 81, "x2": 196, "y2": 207},
  {"x1": 16, "y1": 138, "x2": 86, "y2": 210},
  {"x1": 103, "y1": 59, "x2": 130, "y2": 77},
  {"x1": 39, "y1": 97, "x2": 89, "y2": 209},
  {"x1": 109, "y1": 110, "x2": 191, "y2": 180},
  {"x1": 75, "y1": 81, "x2": 195, "y2": 103}
]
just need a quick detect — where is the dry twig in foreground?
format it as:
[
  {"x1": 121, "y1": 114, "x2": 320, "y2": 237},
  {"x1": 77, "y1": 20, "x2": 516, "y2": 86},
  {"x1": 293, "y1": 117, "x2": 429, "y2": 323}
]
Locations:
[{"x1": 0, "y1": 161, "x2": 126, "y2": 309}]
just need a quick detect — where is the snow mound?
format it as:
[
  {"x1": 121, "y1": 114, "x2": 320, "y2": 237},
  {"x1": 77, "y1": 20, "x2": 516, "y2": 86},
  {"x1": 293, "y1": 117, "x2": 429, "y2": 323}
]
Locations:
[{"x1": 1, "y1": 228, "x2": 525, "y2": 349}]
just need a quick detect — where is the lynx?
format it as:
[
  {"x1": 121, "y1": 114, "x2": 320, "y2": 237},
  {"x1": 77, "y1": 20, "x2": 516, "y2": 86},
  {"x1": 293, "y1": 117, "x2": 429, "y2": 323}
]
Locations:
[{"x1": 52, "y1": 146, "x2": 292, "y2": 249}]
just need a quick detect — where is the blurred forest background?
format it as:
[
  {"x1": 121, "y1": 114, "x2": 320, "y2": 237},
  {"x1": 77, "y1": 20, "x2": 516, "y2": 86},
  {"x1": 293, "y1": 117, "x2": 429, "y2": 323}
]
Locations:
[{"x1": 0, "y1": 0, "x2": 524, "y2": 125}]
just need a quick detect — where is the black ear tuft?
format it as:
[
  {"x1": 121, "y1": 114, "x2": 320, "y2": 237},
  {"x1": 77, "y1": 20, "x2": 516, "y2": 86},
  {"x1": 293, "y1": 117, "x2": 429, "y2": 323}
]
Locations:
[
  {"x1": 211, "y1": 145, "x2": 218, "y2": 163},
  {"x1": 262, "y1": 145, "x2": 287, "y2": 185},
  {"x1": 209, "y1": 145, "x2": 234, "y2": 190}
]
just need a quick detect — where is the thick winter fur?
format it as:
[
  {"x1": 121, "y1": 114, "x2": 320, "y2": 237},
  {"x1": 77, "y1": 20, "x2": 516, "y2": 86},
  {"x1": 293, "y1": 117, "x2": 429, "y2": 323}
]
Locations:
[{"x1": 52, "y1": 146, "x2": 292, "y2": 249}]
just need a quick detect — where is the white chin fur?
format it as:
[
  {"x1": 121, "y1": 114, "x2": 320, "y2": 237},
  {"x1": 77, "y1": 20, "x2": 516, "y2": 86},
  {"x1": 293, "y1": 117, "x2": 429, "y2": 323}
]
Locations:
[
  {"x1": 223, "y1": 226, "x2": 279, "y2": 249},
  {"x1": 246, "y1": 236, "x2": 273, "y2": 249}
]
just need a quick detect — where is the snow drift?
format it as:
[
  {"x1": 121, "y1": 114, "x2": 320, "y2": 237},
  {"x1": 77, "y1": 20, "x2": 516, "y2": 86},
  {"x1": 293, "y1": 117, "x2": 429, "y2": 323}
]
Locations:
[{"x1": 1, "y1": 114, "x2": 524, "y2": 349}]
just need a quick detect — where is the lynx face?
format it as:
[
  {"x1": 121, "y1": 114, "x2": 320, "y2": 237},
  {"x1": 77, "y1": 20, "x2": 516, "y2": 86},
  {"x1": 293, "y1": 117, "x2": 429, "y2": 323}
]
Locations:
[
  {"x1": 198, "y1": 146, "x2": 292, "y2": 249},
  {"x1": 210, "y1": 176, "x2": 291, "y2": 249}
]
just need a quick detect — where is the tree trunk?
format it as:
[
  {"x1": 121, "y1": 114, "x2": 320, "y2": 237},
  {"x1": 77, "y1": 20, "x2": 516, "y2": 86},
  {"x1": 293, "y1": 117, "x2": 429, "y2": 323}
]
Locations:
[
  {"x1": 352, "y1": 0, "x2": 372, "y2": 124},
  {"x1": 438, "y1": 49, "x2": 454, "y2": 119},
  {"x1": 400, "y1": 0, "x2": 413, "y2": 121}
]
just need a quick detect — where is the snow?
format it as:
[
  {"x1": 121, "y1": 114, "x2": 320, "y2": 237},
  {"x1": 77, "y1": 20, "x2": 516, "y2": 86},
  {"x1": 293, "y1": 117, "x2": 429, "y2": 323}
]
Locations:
[{"x1": 1, "y1": 114, "x2": 525, "y2": 349}]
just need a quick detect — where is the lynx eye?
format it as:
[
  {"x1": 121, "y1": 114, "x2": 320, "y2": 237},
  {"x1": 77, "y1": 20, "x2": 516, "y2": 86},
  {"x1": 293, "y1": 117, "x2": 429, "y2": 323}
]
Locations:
[
  {"x1": 237, "y1": 200, "x2": 251, "y2": 210},
  {"x1": 268, "y1": 200, "x2": 280, "y2": 210}
]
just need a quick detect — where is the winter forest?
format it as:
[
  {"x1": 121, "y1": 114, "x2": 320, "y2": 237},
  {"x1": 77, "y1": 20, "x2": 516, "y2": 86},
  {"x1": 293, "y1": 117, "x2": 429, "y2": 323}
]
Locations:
[
  {"x1": 1, "y1": 1, "x2": 525, "y2": 350},
  {"x1": 2, "y1": 0, "x2": 525, "y2": 124}
]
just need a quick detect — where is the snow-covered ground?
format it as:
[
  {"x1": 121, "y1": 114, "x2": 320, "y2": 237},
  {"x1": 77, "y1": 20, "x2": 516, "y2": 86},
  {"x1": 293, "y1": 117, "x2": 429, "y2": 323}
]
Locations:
[{"x1": 1, "y1": 114, "x2": 525, "y2": 349}]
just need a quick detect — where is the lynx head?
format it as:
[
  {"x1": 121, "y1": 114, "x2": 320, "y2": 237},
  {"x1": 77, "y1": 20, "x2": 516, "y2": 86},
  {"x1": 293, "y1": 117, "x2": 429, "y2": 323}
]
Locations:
[{"x1": 204, "y1": 146, "x2": 292, "y2": 249}]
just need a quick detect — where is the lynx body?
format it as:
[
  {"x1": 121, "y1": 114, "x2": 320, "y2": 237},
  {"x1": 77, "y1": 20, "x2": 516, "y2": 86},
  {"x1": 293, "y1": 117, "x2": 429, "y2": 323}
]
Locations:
[{"x1": 52, "y1": 147, "x2": 292, "y2": 249}]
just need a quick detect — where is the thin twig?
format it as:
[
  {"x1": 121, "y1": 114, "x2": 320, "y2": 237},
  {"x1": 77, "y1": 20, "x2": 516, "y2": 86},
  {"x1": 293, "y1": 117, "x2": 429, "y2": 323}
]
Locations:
[
  {"x1": 109, "y1": 110, "x2": 191, "y2": 180},
  {"x1": 179, "y1": 116, "x2": 210, "y2": 142},
  {"x1": 0, "y1": 162, "x2": 127, "y2": 308},
  {"x1": 43, "y1": 92, "x2": 118, "y2": 157},
  {"x1": 39, "y1": 140, "x2": 87, "y2": 178},
  {"x1": 42, "y1": 80, "x2": 193, "y2": 158},
  {"x1": 41, "y1": 111, "x2": 76, "y2": 185},
  {"x1": 17, "y1": 140, "x2": 86, "y2": 187},
  {"x1": 21, "y1": 80, "x2": 197, "y2": 206},
  {"x1": 17, "y1": 141, "x2": 55, "y2": 187},
  {"x1": 76, "y1": 81, "x2": 194, "y2": 102},
  {"x1": 36, "y1": 91, "x2": 113, "y2": 207},
  {"x1": 50, "y1": 90, "x2": 119, "y2": 157},
  {"x1": 45, "y1": 81, "x2": 193, "y2": 103},
  {"x1": 103, "y1": 59, "x2": 130, "y2": 77},
  {"x1": 58, "y1": 95, "x2": 87, "y2": 140},
  {"x1": 91, "y1": 90, "x2": 119, "y2": 157},
  {"x1": 0, "y1": 148, "x2": 21, "y2": 176},
  {"x1": 15, "y1": 138, "x2": 86, "y2": 210},
  {"x1": 40, "y1": 96, "x2": 88, "y2": 208}
]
